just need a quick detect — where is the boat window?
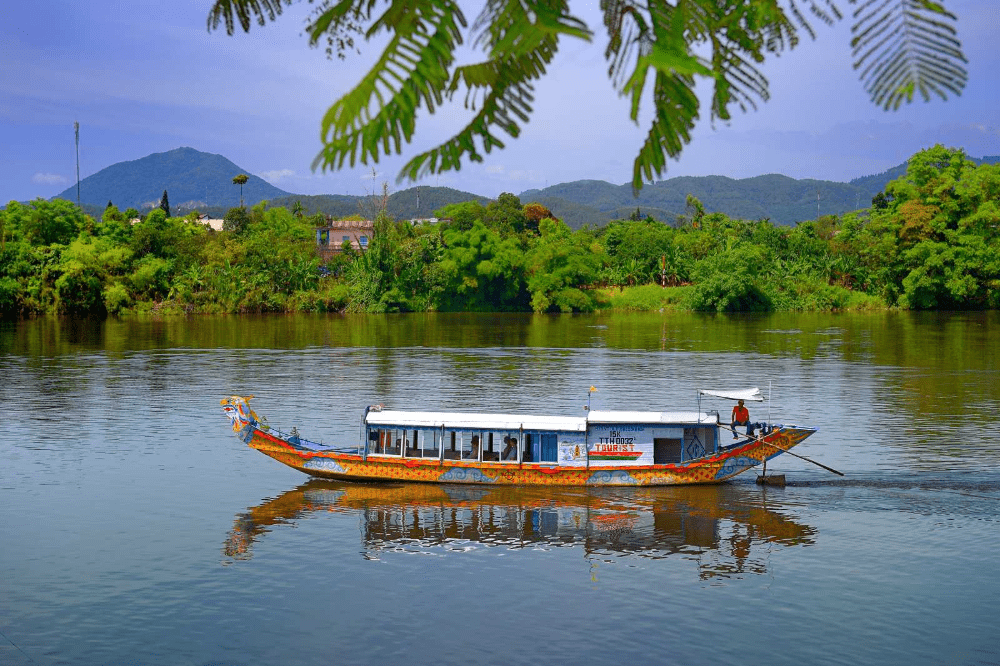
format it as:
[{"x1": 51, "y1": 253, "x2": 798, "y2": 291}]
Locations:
[
  {"x1": 494, "y1": 432, "x2": 519, "y2": 463},
  {"x1": 404, "y1": 429, "x2": 421, "y2": 457},
  {"x1": 523, "y1": 433, "x2": 534, "y2": 463},
  {"x1": 441, "y1": 431, "x2": 459, "y2": 460},
  {"x1": 654, "y1": 438, "x2": 682, "y2": 464},
  {"x1": 419, "y1": 429, "x2": 440, "y2": 459},
  {"x1": 461, "y1": 432, "x2": 480, "y2": 461},
  {"x1": 371, "y1": 428, "x2": 403, "y2": 456}
]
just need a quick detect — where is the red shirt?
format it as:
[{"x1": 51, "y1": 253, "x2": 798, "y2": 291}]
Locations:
[{"x1": 732, "y1": 405, "x2": 749, "y2": 422}]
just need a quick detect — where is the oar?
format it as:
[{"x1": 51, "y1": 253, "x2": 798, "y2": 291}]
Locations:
[{"x1": 724, "y1": 423, "x2": 844, "y2": 477}]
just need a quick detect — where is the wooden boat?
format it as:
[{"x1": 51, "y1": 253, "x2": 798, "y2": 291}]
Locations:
[{"x1": 220, "y1": 388, "x2": 817, "y2": 486}]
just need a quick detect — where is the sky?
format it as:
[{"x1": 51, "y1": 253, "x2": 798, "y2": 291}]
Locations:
[{"x1": 2, "y1": 0, "x2": 997, "y2": 206}]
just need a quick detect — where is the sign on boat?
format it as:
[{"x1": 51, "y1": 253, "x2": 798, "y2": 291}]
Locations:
[{"x1": 220, "y1": 388, "x2": 817, "y2": 486}]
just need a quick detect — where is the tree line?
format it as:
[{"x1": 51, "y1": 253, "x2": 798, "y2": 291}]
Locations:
[{"x1": 1, "y1": 145, "x2": 997, "y2": 317}]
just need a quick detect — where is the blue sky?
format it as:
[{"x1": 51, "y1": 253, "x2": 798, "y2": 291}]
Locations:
[{"x1": 2, "y1": 0, "x2": 996, "y2": 205}]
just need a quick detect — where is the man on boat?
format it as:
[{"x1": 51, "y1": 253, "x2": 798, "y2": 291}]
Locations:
[{"x1": 731, "y1": 399, "x2": 750, "y2": 439}]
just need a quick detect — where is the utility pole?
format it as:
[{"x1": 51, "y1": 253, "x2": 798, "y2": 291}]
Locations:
[{"x1": 74, "y1": 121, "x2": 81, "y2": 208}]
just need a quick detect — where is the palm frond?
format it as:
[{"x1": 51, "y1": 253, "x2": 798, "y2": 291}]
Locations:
[
  {"x1": 395, "y1": 0, "x2": 588, "y2": 181},
  {"x1": 632, "y1": 71, "x2": 699, "y2": 191},
  {"x1": 207, "y1": 0, "x2": 292, "y2": 34},
  {"x1": 852, "y1": 0, "x2": 967, "y2": 109},
  {"x1": 311, "y1": 0, "x2": 467, "y2": 171}
]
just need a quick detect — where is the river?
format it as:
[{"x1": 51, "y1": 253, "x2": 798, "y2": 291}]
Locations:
[{"x1": 1, "y1": 312, "x2": 998, "y2": 665}]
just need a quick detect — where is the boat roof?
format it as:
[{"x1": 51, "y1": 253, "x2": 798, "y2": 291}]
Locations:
[
  {"x1": 366, "y1": 409, "x2": 719, "y2": 431},
  {"x1": 587, "y1": 411, "x2": 717, "y2": 425},
  {"x1": 366, "y1": 410, "x2": 588, "y2": 432}
]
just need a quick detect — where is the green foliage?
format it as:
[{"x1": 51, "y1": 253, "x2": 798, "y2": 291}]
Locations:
[
  {"x1": 435, "y1": 200, "x2": 487, "y2": 232},
  {"x1": 526, "y1": 218, "x2": 602, "y2": 312},
  {"x1": 209, "y1": 0, "x2": 964, "y2": 192},
  {"x1": 103, "y1": 283, "x2": 132, "y2": 315},
  {"x1": 483, "y1": 193, "x2": 527, "y2": 236},
  {"x1": 223, "y1": 206, "x2": 252, "y2": 235},
  {"x1": 2, "y1": 145, "x2": 996, "y2": 317},
  {"x1": 0, "y1": 276, "x2": 20, "y2": 314},
  {"x1": 434, "y1": 221, "x2": 527, "y2": 311},
  {"x1": 687, "y1": 246, "x2": 773, "y2": 312},
  {"x1": 599, "y1": 284, "x2": 690, "y2": 311},
  {"x1": 6, "y1": 199, "x2": 86, "y2": 246},
  {"x1": 159, "y1": 190, "x2": 170, "y2": 217}
]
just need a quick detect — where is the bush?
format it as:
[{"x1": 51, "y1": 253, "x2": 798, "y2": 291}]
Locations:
[
  {"x1": 103, "y1": 283, "x2": 132, "y2": 315},
  {"x1": 599, "y1": 284, "x2": 689, "y2": 311}
]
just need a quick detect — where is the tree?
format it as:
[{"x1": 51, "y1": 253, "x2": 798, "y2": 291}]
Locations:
[
  {"x1": 208, "y1": 0, "x2": 966, "y2": 193},
  {"x1": 223, "y1": 206, "x2": 252, "y2": 235},
  {"x1": 233, "y1": 174, "x2": 249, "y2": 207},
  {"x1": 159, "y1": 190, "x2": 170, "y2": 218}
]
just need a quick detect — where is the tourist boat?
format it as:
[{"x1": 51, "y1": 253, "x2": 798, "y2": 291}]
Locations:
[{"x1": 220, "y1": 388, "x2": 817, "y2": 486}]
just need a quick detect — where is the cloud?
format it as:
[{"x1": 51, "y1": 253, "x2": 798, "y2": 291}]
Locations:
[
  {"x1": 32, "y1": 172, "x2": 68, "y2": 185},
  {"x1": 259, "y1": 168, "x2": 295, "y2": 183}
]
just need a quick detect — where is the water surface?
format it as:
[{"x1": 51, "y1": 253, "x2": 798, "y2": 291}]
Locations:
[{"x1": 1, "y1": 312, "x2": 998, "y2": 665}]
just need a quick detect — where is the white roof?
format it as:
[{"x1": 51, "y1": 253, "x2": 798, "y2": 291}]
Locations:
[
  {"x1": 366, "y1": 409, "x2": 719, "y2": 430},
  {"x1": 587, "y1": 411, "x2": 717, "y2": 425},
  {"x1": 698, "y1": 387, "x2": 765, "y2": 402},
  {"x1": 366, "y1": 410, "x2": 588, "y2": 432}
]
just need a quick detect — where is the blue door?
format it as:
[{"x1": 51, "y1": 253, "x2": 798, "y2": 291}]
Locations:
[{"x1": 540, "y1": 434, "x2": 558, "y2": 463}]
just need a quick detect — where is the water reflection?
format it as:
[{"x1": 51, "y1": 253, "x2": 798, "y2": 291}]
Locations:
[{"x1": 225, "y1": 480, "x2": 815, "y2": 580}]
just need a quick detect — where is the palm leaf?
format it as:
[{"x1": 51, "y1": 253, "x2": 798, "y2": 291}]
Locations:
[
  {"x1": 852, "y1": 0, "x2": 967, "y2": 109},
  {"x1": 399, "y1": 0, "x2": 588, "y2": 180},
  {"x1": 311, "y1": 0, "x2": 467, "y2": 171}
]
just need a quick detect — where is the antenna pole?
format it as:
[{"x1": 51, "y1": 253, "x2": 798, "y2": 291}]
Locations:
[
  {"x1": 74, "y1": 121, "x2": 81, "y2": 208},
  {"x1": 767, "y1": 381, "x2": 772, "y2": 426}
]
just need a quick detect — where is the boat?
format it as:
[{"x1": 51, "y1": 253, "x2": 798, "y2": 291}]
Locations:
[{"x1": 220, "y1": 388, "x2": 817, "y2": 486}]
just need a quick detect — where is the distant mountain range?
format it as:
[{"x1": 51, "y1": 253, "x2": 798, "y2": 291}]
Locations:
[{"x1": 49, "y1": 147, "x2": 999, "y2": 227}]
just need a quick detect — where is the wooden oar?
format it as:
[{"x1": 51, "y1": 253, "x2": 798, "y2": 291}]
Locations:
[{"x1": 724, "y1": 424, "x2": 844, "y2": 477}]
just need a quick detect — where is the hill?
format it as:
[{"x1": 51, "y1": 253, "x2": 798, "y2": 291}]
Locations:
[
  {"x1": 53, "y1": 147, "x2": 290, "y2": 210},
  {"x1": 42, "y1": 146, "x2": 1000, "y2": 228},
  {"x1": 521, "y1": 174, "x2": 871, "y2": 227},
  {"x1": 267, "y1": 186, "x2": 490, "y2": 220}
]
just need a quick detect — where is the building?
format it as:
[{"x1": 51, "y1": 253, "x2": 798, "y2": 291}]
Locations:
[{"x1": 315, "y1": 219, "x2": 374, "y2": 262}]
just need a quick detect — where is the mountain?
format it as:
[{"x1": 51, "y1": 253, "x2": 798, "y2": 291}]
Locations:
[
  {"x1": 54, "y1": 147, "x2": 290, "y2": 210},
  {"x1": 45, "y1": 147, "x2": 1000, "y2": 227},
  {"x1": 521, "y1": 154, "x2": 1000, "y2": 227},
  {"x1": 267, "y1": 186, "x2": 490, "y2": 220},
  {"x1": 521, "y1": 174, "x2": 872, "y2": 227}
]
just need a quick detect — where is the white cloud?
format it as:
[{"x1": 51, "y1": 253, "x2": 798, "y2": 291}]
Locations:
[
  {"x1": 259, "y1": 168, "x2": 295, "y2": 183},
  {"x1": 32, "y1": 172, "x2": 68, "y2": 185}
]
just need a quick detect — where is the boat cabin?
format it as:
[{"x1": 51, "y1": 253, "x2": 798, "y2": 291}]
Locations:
[{"x1": 363, "y1": 409, "x2": 721, "y2": 466}]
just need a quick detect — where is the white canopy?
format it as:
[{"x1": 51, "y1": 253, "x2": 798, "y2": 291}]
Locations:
[{"x1": 698, "y1": 387, "x2": 765, "y2": 402}]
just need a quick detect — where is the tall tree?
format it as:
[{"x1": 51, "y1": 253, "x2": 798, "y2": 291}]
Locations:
[
  {"x1": 233, "y1": 174, "x2": 249, "y2": 207},
  {"x1": 208, "y1": 0, "x2": 966, "y2": 193},
  {"x1": 159, "y1": 190, "x2": 170, "y2": 218}
]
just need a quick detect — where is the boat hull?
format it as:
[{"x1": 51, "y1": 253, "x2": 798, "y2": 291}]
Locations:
[{"x1": 239, "y1": 423, "x2": 816, "y2": 486}]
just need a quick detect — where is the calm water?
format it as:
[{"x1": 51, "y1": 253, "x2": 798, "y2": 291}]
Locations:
[{"x1": 1, "y1": 312, "x2": 999, "y2": 666}]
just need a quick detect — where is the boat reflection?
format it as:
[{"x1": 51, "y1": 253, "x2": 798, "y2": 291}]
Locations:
[{"x1": 225, "y1": 480, "x2": 815, "y2": 579}]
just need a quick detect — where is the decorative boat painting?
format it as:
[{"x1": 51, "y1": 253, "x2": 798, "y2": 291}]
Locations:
[{"x1": 220, "y1": 388, "x2": 818, "y2": 486}]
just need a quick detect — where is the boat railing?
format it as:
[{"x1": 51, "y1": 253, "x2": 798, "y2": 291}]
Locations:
[{"x1": 264, "y1": 425, "x2": 357, "y2": 453}]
